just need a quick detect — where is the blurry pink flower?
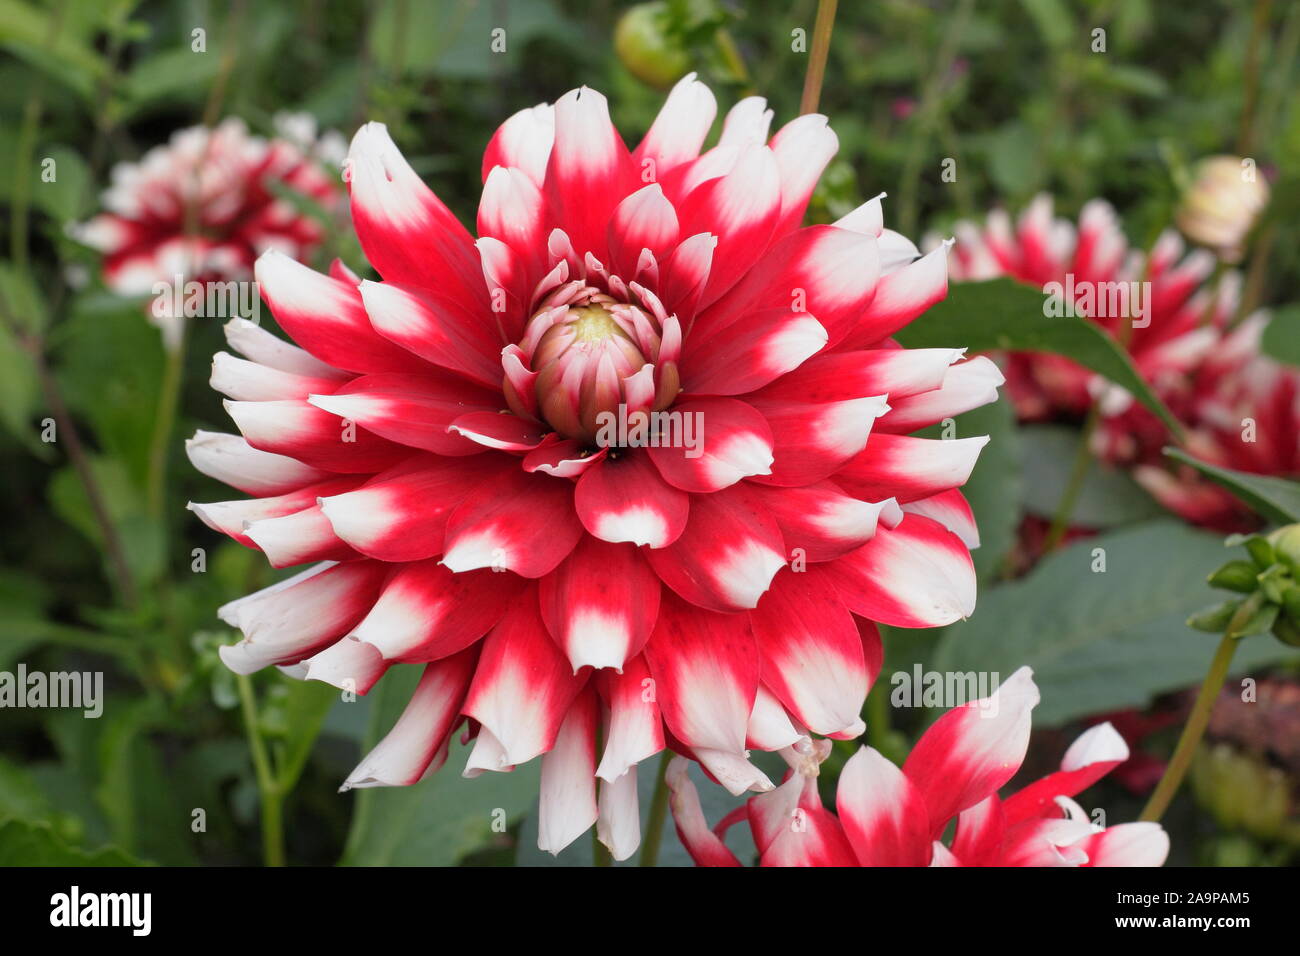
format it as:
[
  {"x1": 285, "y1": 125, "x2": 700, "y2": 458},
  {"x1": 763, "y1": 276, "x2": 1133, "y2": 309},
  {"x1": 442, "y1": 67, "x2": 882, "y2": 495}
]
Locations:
[
  {"x1": 668, "y1": 666, "x2": 1170, "y2": 867},
  {"x1": 188, "y1": 75, "x2": 999, "y2": 859},
  {"x1": 933, "y1": 195, "x2": 1299, "y2": 531},
  {"x1": 71, "y1": 115, "x2": 341, "y2": 341}
]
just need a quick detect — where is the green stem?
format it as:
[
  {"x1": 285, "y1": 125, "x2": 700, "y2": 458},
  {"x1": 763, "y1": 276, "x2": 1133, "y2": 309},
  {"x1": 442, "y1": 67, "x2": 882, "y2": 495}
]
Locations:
[
  {"x1": 798, "y1": 0, "x2": 838, "y2": 115},
  {"x1": 1139, "y1": 596, "x2": 1257, "y2": 823},
  {"x1": 638, "y1": 750, "x2": 672, "y2": 867},
  {"x1": 238, "y1": 674, "x2": 286, "y2": 866},
  {"x1": 1042, "y1": 403, "x2": 1100, "y2": 552}
]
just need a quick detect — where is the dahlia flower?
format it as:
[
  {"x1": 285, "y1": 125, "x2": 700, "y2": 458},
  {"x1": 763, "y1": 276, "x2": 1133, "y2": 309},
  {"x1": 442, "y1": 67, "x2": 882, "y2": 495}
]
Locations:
[
  {"x1": 667, "y1": 666, "x2": 1171, "y2": 866},
  {"x1": 188, "y1": 74, "x2": 1000, "y2": 859},
  {"x1": 934, "y1": 194, "x2": 1234, "y2": 423},
  {"x1": 71, "y1": 115, "x2": 342, "y2": 346},
  {"x1": 933, "y1": 195, "x2": 1300, "y2": 531}
]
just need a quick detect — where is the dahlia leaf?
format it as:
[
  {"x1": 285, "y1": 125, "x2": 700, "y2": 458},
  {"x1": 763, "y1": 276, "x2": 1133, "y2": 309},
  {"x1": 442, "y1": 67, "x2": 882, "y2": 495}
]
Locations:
[
  {"x1": 1020, "y1": 424, "x2": 1165, "y2": 527},
  {"x1": 894, "y1": 278, "x2": 1182, "y2": 434},
  {"x1": 932, "y1": 521, "x2": 1294, "y2": 726},
  {"x1": 1164, "y1": 447, "x2": 1300, "y2": 524}
]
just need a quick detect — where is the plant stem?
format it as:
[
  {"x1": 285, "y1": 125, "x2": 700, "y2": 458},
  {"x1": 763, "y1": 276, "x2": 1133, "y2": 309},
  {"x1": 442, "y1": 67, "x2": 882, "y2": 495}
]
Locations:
[
  {"x1": 638, "y1": 750, "x2": 672, "y2": 867},
  {"x1": 1139, "y1": 596, "x2": 1257, "y2": 823},
  {"x1": 799, "y1": 0, "x2": 838, "y2": 115},
  {"x1": 238, "y1": 674, "x2": 286, "y2": 866},
  {"x1": 1236, "y1": 0, "x2": 1273, "y2": 157},
  {"x1": 1042, "y1": 403, "x2": 1100, "y2": 552}
]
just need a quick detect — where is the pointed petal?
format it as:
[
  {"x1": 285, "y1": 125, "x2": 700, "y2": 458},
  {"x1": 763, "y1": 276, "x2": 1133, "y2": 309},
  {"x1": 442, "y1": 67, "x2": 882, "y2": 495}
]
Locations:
[
  {"x1": 575, "y1": 451, "x2": 689, "y2": 548},
  {"x1": 538, "y1": 689, "x2": 599, "y2": 855},
  {"x1": 835, "y1": 746, "x2": 932, "y2": 866},
  {"x1": 647, "y1": 397, "x2": 774, "y2": 493}
]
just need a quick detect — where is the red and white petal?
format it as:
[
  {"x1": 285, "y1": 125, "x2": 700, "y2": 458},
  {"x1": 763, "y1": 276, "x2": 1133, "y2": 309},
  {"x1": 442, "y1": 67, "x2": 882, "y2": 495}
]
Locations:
[
  {"x1": 350, "y1": 560, "x2": 523, "y2": 663},
  {"x1": 747, "y1": 480, "x2": 902, "y2": 562},
  {"x1": 187, "y1": 475, "x2": 356, "y2": 547},
  {"x1": 678, "y1": 145, "x2": 782, "y2": 307},
  {"x1": 441, "y1": 468, "x2": 584, "y2": 578},
  {"x1": 477, "y1": 164, "x2": 547, "y2": 259},
  {"x1": 596, "y1": 763, "x2": 641, "y2": 862},
  {"x1": 877, "y1": 356, "x2": 1005, "y2": 433},
  {"x1": 643, "y1": 591, "x2": 759, "y2": 764},
  {"x1": 825, "y1": 513, "x2": 976, "y2": 628},
  {"x1": 575, "y1": 450, "x2": 689, "y2": 548},
  {"x1": 224, "y1": 398, "x2": 411, "y2": 474},
  {"x1": 522, "y1": 439, "x2": 606, "y2": 478},
  {"x1": 1001, "y1": 722, "x2": 1129, "y2": 825},
  {"x1": 186, "y1": 430, "x2": 330, "y2": 496},
  {"x1": 836, "y1": 242, "x2": 952, "y2": 350},
  {"x1": 358, "y1": 280, "x2": 504, "y2": 388},
  {"x1": 307, "y1": 371, "x2": 497, "y2": 456},
  {"x1": 218, "y1": 561, "x2": 387, "y2": 675},
  {"x1": 254, "y1": 250, "x2": 426, "y2": 374},
  {"x1": 747, "y1": 394, "x2": 890, "y2": 488},
  {"x1": 539, "y1": 537, "x2": 661, "y2": 673},
  {"x1": 683, "y1": 309, "x2": 827, "y2": 396},
  {"x1": 633, "y1": 72, "x2": 717, "y2": 179},
  {"x1": 696, "y1": 226, "x2": 879, "y2": 348},
  {"x1": 340, "y1": 646, "x2": 478, "y2": 789},
  {"x1": 746, "y1": 685, "x2": 805, "y2": 751},
  {"x1": 1078, "y1": 822, "x2": 1170, "y2": 867},
  {"x1": 607, "y1": 184, "x2": 680, "y2": 281},
  {"x1": 318, "y1": 453, "x2": 508, "y2": 562},
  {"x1": 658, "y1": 232, "x2": 717, "y2": 321},
  {"x1": 647, "y1": 397, "x2": 773, "y2": 493},
  {"x1": 903, "y1": 666, "x2": 1040, "y2": 833},
  {"x1": 537, "y1": 690, "x2": 599, "y2": 855},
  {"x1": 481, "y1": 103, "x2": 555, "y2": 186},
  {"x1": 751, "y1": 567, "x2": 868, "y2": 738},
  {"x1": 901, "y1": 488, "x2": 980, "y2": 550},
  {"x1": 346, "y1": 123, "x2": 484, "y2": 308},
  {"x1": 835, "y1": 746, "x2": 932, "y2": 866},
  {"x1": 544, "y1": 87, "x2": 635, "y2": 259},
  {"x1": 299, "y1": 636, "x2": 389, "y2": 695},
  {"x1": 595, "y1": 656, "x2": 664, "y2": 782},
  {"x1": 462, "y1": 589, "x2": 588, "y2": 769},
  {"x1": 756, "y1": 347, "x2": 961, "y2": 405},
  {"x1": 751, "y1": 767, "x2": 858, "y2": 866},
  {"x1": 210, "y1": 351, "x2": 342, "y2": 402},
  {"x1": 950, "y1": 794, "x2": 1007, "y2": 866},
  {"x1": 244, "y1": 503, "x2": 360, "y2": 568},
  {"x1": 222, "y1": 317, "x2": 348, "y2": 380},
  {"x1": 665, "y1": 756, "x2": 742, "y2": 867},
  {"x1": 836, "y1": 434, "x2": 989, "y2": 504},
  {"x1": 769, "y1": 113, "x2": 838, "y2": 236},
  {"x1": 644, "y1": 483, "x2": 785, "y2": 612},
  {"x1": 447, "y1": 410, "x2": 548, "y2": 453}
]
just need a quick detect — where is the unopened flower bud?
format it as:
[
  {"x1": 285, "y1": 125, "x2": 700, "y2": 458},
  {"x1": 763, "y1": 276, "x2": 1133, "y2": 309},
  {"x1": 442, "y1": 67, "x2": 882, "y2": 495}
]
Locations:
[{"x1": 1176, "y1": 155, "x2": 1269, "y2": 263}]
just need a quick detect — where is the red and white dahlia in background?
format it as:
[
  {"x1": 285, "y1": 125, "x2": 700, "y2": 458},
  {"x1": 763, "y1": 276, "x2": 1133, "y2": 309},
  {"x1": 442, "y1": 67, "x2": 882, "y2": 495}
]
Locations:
[
  {"x1": 71, "y1": 115, "x2": 342, "y2": 347},
  {"x1": 931, "y1": 194, "x2": 1235, "y2": 423},
  {"x1": 188, "y1": 74, "x2": 1002, "y2": 859},
  {"x1": 930, "y1": 195, "x2": 1300, "y2": 531},
  {"x1": 667, "y1": 666, "x2": 1171, "y2": 866}
]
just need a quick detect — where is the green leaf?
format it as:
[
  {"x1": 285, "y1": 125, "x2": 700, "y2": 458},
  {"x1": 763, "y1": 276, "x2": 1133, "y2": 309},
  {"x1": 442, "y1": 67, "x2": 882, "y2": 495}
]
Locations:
[
  {"x1": 894, "y1": 279, "x2": 1182, "y2": 434},
  {"x1": 1164, "y1": 447, "x2": 1300, "y2": 524},
  {"x1": 0, "y1": 819, "x2": 144, "y2": 866},
  {"x1": 30, "y1": 145, "x2": 93, "y2": 222},
  {"x1": 931, "y1": 521, "x2": 1295, "y2": 726},
  {"x1": 0, "y1": 0, "x2": 108, "y2": 101},
  {"x1": 1260, "y1": 305, "x2": 1300, "y2": 368},
  {"x1": 1020, "y1": 424, "x2": 1164, "y2": 527},
  {"x1": 339, "y1": 666, "x2": 539, "y2": 866}
]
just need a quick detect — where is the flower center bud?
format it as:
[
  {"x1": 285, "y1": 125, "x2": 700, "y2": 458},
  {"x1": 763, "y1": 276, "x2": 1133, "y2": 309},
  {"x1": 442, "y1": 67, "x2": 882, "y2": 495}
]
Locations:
[{"x1": 525, "y1": 302, "x2": 656, "y2": 444}]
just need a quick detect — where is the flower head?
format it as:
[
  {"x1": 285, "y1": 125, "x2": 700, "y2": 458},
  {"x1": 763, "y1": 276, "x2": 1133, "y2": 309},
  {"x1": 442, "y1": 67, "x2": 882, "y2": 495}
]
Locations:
[
  {"x1": 667, "y1": 666, "x2": 1171, "y2": 866},
  {"x1": 1176, "y1": 155, "x2": 1270, "y2": 263},
  {"x1": 189, "y1": 76, "x2": 998, "y2": 859},
  {"x1": 72, "y1": 116, "x2": 342, "y2": 345}
]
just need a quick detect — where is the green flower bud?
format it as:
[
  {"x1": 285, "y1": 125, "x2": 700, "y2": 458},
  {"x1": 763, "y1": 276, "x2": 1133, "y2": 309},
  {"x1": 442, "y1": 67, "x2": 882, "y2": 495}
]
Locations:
[
  {"x1": 614, "y1": 2, "x2": 691, "y2": 90},
  {"x1": 1272, "y1": 614, "x2": 1300, "y2": 648},
  {"x1": 1187, "y1": 599, "x2": 1241, "y2": 633},
  {"x1": 1267, "y1": 523, "x2": 1300, "y2": 576},
  {"x1": 1208, "y1": 559, "x2": 1261, "y2": 594}
]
